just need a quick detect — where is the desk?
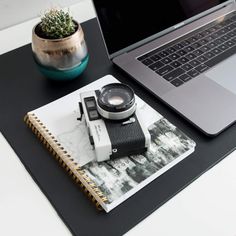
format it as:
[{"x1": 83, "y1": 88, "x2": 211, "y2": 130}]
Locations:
[{"x1": 1, "y1": 1, "x2": 236, "y2": 236}]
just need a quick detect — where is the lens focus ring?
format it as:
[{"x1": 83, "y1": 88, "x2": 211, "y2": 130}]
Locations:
[{"x1": 97, "y1": 83, "x2": 136, "y2": 120}]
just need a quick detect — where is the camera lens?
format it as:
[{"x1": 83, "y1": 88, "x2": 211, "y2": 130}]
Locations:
[
  {"x1": 108, "y1": 96, "x2": 124, "y2": 106},
  {"x1": 97, "y1": 83, "x2": 136, "y2": 120}
]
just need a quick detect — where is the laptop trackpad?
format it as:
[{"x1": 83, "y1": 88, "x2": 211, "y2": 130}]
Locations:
[{"x1": 205, "y1": 54, "x2": 236, "y2": 95}]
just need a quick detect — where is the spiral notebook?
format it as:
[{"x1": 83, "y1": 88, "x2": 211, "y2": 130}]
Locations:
[{"x1": 24, "y1": 75, "x2": 196, "y2": 212}]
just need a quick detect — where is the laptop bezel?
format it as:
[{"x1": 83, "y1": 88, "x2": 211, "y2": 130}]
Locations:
[{"x1": 92, "y1": 0, "x2": 234, "y2": 60}]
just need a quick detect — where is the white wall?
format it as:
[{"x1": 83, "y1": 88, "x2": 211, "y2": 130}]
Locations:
[
  {"x1": 0, "y1": 0, "x2": 95, "y2": 54},
  {"x1": 0, "y1": 0, "x2": 83, "y2": 29}
]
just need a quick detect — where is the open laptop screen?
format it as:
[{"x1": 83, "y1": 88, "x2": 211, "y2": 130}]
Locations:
[{"x1": 93, "y1": 0, "x2": 229, "y2": 57}]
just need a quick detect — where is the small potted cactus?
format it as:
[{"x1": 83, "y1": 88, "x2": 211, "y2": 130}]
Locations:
[{"x1": 32, "y1": 9, "x2": 89, "y2": 80}]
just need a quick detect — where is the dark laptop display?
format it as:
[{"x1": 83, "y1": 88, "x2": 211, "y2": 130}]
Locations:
[{"x1": 93, "y1": 0, "x2": 228, "y2": 55}]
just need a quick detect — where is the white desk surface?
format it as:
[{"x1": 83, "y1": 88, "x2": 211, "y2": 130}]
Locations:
[
  {"x1": 0, "y1": 133, "x2": 71, "y2": 236},
  {"x1": 1, "y1": 1, "x2": 236, "y2": 235}
]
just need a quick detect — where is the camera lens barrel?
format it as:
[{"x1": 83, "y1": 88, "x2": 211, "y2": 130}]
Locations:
[{"x1": 97, "y1": 83, "x2": 136, "y2": 120}]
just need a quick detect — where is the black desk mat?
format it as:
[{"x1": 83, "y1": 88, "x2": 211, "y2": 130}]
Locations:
[{"x1": 1, "y1": 18, "x2": 236, "y2": 236}]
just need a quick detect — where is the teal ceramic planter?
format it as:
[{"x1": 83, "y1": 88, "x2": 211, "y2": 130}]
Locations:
[
  {"x1": 32, "y1": 21, "x2": 88, "y2": 81},
  {"x1": 35, "y1": 54, "x2": 89, "y2": 80}
]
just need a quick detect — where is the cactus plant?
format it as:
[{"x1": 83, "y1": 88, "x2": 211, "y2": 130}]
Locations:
[
  {"x1": 39, "y1": 9, "x2": 76, "y2": 39},
  {"x1": 32, "y1": 8, "x2": 89, "y2": 80}
]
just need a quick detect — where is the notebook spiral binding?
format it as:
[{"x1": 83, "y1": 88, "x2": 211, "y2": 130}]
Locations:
[{"x1": 24, "y1": 113, "x2": 108, "y2": 211}]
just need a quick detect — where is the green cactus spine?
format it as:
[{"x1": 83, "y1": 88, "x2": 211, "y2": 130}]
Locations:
[{"x1": 40, "y1": 9, "x2": 76, "y2": 39}]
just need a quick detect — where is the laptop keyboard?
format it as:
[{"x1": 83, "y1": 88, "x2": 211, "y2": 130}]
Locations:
[{"x1": 137, "y1": 12, "x2": 236, "y2": 87}]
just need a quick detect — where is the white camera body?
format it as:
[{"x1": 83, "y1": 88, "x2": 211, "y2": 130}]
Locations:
[{"x1": 79, "y1": 84, "x2": 151, "y2": 162}]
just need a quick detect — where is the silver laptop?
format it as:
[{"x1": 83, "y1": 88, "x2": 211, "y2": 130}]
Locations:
[{"x1": 92, "y1": 0, "x2": 236, "y2": 136}]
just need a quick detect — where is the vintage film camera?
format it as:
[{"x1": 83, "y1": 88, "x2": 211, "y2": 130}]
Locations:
[{"x1": 79, "y1": 83, "x2": 151, "y2": 162}]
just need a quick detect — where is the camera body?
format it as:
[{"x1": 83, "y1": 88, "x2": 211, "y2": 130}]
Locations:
[{"x1": 80, "y1": 84, "x2": 151, "y2": 162}]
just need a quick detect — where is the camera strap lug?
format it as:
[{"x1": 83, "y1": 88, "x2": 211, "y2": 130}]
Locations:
[
  {"x1": 122, "y1": 117, "x2": 136, "y2": 125},
  {"x1": 77, "y1": 102, "x2": 84, "y2": 121}
]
